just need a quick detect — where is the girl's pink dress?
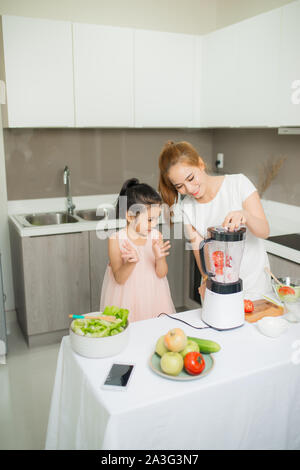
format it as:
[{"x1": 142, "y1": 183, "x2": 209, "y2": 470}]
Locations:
[{"x1": 100, "y1": 228, "x2": 175, "y2": 322}]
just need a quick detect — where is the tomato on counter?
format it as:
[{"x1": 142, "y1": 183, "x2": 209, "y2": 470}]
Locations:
[
  {"x1": 244, "y1": 299, "x2": 254, "y2": 313},
  {"x1": 184, "y1": 352, "x2": 206, "y2": 376}
]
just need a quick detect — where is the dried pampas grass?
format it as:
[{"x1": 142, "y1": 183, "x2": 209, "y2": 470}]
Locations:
[{"x1": 257, "y1": 156, "x2": 287, "y2": 197}]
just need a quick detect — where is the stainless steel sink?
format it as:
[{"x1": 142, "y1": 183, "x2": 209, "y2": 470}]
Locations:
[
  {"x1": 24, "y1": 212, "x2": 79, "y2": 226},
  {"x1": 76, "y1": 208, "x2": 113, "y2": 221},
  {"x1": 16, "y1": 205, "x2": 116, "y2": 228}
]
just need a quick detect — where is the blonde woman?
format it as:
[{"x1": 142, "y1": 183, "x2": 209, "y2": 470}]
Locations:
[{"x1": 158, "y1": 141, "x2": 271, "y2": 297}]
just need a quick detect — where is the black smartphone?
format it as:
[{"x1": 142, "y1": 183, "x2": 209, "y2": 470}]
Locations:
[{"x1": 101, "y1": 363, "x2": 135, "y2": 391}]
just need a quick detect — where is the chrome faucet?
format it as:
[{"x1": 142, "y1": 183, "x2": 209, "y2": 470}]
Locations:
[{"x1": 63, "y1": 166, "x2": 75, "y2": 216}]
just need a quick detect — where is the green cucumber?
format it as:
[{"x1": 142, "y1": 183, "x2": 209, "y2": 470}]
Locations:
[{"x1": 187, "y1": 336, "x2": 221, "y2": 354}]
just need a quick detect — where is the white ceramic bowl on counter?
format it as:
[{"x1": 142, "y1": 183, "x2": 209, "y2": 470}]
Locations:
[
  {"x1": 69, "y1": 323, "x2": 130, "y2": 358},
  {"x1": 256, "y1": 316, "x2": 289, "y2": 338}
]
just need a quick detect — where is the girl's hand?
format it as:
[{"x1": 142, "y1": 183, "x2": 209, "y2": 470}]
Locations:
[
  {"x1": 120, "y1": 240, "x2": 139, "y2": 264},
  {"x1": 152, "y1": 239, "x2": 171, "y2": 260},
  {"x1": 222, "y1": 210, "x2": 246, "y2": 232}
]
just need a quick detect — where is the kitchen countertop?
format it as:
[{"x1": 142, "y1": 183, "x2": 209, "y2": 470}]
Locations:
[
  {"x1": 8, "y1": 195, "x2": 300, "y2": 264},
  {"x1": 262, "y1": 200, "x2": 300, "y2": 264}
]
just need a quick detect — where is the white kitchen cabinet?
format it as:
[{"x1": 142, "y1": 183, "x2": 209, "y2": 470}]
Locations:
[
  {"x1": 134, "y1": 29, "x2": 198, "y2": 127},
  {"x1": 1, "y1": 15, "x2": 74, "y2": 127},
  {"x1": 279, "y1": 0, "x2": 300, "y2": 126},
  {"x1": 2, "y1": 4, "x2": 299, "y2": 130},
  {"x1": 73, "y1": 23, "x2": 134, "y2": 127},
  {"x1": 201, "y1": 8, "x2": 281, "y2": 127},
  {"x1": 234, "y1": 8, "x2": 281, "y2": 127},
  {"x1": 201, "y1": 23, "x2": 239, "y2": 127},
  {"x1": 193, "y1": 35, "x2": 203, "y2": 128}
]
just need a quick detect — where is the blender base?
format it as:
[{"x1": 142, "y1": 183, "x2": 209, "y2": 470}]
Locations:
[{"x1": 201, "y1": 288, "x2": 245, "y2": 330}]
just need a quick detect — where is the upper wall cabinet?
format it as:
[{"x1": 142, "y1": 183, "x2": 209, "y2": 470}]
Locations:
[
  {"x1": 134, "y1": 30, "x2": 200, "y2": 127},
  {"x1": 201, "y1": 23, "x2": 239, "y2": 127},
  {"x1": 1, "y1": 5, "x2": 299, "y2": 129},
  {"x1": 233, "y1": 8, "x2": 281, "y2": 127},
  {"x1": 201, "y1": 8, "x2": 281, "y2": 127},
  {"x1": 2, "y1": 15, "x2": 74, "y2": 127},
  {"x1": 73, "y1": 23, "x2": 134, "y2": 127},
  {"x1": 279, "y1": 0, "x2": 300, "y2": 126},
  {"x1": 193, "y1": 36, "x2": 202, "y2": 128}
]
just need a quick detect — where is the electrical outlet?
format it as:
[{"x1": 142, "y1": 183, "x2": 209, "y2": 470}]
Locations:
[{"x1": 216, "y1": 153, "x2": 224, "y2": 169}]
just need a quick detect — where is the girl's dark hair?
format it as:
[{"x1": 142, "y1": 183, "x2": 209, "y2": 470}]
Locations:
[{"x1": 115, "y1": 178, "x2": 162, "y2": 219}]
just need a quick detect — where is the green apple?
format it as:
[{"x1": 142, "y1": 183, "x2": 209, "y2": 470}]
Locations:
[
  {"x1": 155, "y1": 335, "x2": 169, "y2": 357},
  {"x1": 160, "y1": 352, "x2": 184, "y2": 376},
  {"x1": 180, "y1": 339, "x2": 199, "y2": 358}
]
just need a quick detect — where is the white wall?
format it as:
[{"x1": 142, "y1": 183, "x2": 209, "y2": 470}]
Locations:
[
  {"x1": 215, "y1": 0, "x2": 295, "y2": 29},
  {"x1": 0, "y1": 0, "x2": 295, "y2": 34},
  {"x1": 0, "y1": 0, "x2": 217, "y2": 35}
]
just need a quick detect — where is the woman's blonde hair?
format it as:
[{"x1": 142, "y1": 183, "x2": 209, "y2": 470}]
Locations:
[{"x1": 158, "y1": 141, "x2": 206, "y2": 207}]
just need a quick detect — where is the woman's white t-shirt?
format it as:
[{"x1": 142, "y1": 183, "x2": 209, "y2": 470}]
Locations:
[{"x1": 181, "y1": 173, "x2": 271, "y2": 297}]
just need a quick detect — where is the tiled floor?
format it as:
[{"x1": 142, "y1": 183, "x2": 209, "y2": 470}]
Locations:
[{"x1": 0, "y1": 321, "x2": 60, "y2": 450}]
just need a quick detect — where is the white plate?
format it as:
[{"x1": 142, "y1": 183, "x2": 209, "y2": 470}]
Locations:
[{"x1": 149, "y1": 352, "x2": 214, "y2": 381}]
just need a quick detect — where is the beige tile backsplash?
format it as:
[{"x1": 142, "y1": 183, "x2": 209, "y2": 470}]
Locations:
[
  {"x1": 3, "y1": 127, "x2": 300, "y2": 206},
  {"x1": 3, "y1": 128, "x2": 213, "y2": 200},
  {"x1": 212, "y1": 129, "x2": 300, "y2": 206}
]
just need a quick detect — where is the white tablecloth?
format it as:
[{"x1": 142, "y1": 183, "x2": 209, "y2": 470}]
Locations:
[{"x1": 45, "y1": 309, "x2": 300, "y2": 450}]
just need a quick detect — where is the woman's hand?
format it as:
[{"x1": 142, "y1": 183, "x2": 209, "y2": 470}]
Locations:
[
  {"x1": 222, "y1": 193, "x2": 270, "y2": 239},
  {"x1": 222, "y1": 210, "x2": 246, "y2": 231},
  {"x1": 198, "y1": 279, "x2": 207, "y2": 301},
  {"x1": 152, "y1": 239, "x2": 171, "y2": 260},
  {"x1": 120, "y1": 240, "x2": 139, "y2": 263}
]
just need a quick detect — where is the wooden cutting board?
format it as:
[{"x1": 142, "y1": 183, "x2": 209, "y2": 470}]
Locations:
[{"x1": 245, "y1": 299, "x2": 284, "y2": 323}]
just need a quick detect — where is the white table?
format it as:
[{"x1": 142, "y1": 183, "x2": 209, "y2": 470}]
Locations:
[{"x1": 45, "y1": 308, "x2": 300, "y2": 450}]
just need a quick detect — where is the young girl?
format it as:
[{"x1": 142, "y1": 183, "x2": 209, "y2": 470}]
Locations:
[
  {"x1": 158, "y1": 141, "x2": 272, "y2": 297},
  {"x1": 100, "y1": 178, "x2": 175, "y2": 322}
]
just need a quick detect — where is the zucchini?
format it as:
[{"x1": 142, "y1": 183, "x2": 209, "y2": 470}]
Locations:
[{"x1": 187, "y1": 336, "x2": 221, "y2": 354}]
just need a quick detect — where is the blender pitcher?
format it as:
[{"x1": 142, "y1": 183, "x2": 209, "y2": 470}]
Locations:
[
  {"x1": 200, "y1": 226, "x2": 246, "y2": 284},
  {"x1": 199, "y1": 226, "x2": 246, "y2": 330}
]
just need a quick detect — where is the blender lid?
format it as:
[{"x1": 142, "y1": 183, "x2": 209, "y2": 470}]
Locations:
[{"x1": 207, "y1": 225, "x2": 246, "y2": 242}]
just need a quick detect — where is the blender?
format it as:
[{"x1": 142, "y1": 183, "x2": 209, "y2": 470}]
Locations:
[{"x1": 199, "y1": 226, "x2": 246, "y2": 330}]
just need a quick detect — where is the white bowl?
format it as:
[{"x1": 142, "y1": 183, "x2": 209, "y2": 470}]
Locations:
[
  {"x1": 256, "y1": 317, "x2": 289, "y2": 338},
  {"x1": 69, "y1": 323, "x2": 129, "y2": 358}
]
